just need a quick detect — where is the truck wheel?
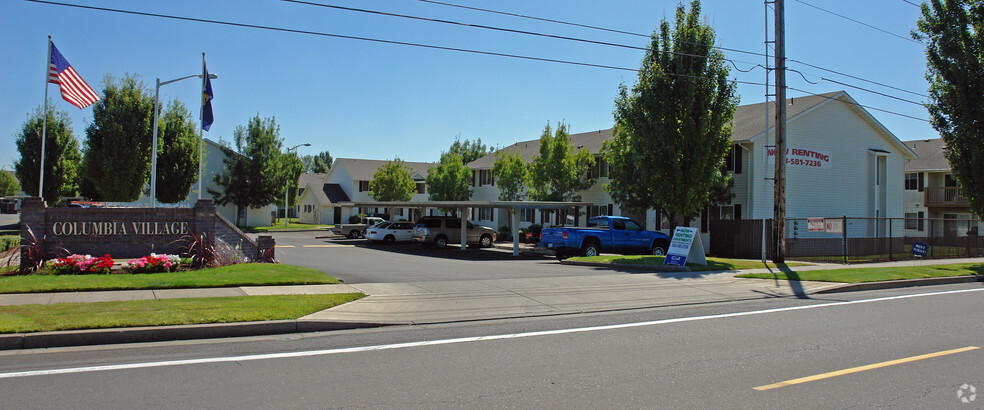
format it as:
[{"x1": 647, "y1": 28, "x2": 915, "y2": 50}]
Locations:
[
  {"x1": 348, "y1": 230, "x2": 360, "y2": 239},
  {"x1": 581, "y1": 242, "x2": 600, "y2": 257},
  {"x1": 480, "y1": 234, "x2": 493, "y2": 248},
  {"x1": 650, "y1": 245, "x2": 666, "y2": 256},
  {"x1": 434, "y1": 236, "x2": 448, "y2": 249}
]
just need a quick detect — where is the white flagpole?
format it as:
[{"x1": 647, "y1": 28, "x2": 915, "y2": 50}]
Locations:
[
  {"x1": 39, "y1": 35, "x2": 52, "y2": 199},
  {"x1": 198, "y1": 52, "x2": 205, "y2": 200}
]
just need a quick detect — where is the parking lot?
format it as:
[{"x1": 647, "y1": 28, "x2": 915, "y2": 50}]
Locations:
[{"x1": 270, "y1": 230, "x2": 613, "y2": 284}]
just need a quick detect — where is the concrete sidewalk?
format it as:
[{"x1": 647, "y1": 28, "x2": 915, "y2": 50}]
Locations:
[{"x1": 1, "y1": 257, "x2": 981, "y2": 349}]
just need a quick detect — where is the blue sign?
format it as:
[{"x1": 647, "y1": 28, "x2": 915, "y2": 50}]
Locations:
[
  {"x1": 664, "y1": 254, "x2": 688, "y2": 267},
  {"x1": 911, "y1": 241, "x2": 929, "y2": 258}
]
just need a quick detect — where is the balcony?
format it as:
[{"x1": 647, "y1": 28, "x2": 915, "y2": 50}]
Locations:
[{"x1": 924, "y1": 186, "x2": 968, "y2": 208}]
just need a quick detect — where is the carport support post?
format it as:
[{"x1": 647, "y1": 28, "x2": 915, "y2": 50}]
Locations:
[
  {"x1": 460, "y1": 207, "x2": 467, "y2": 250},
  {"x1": 512, "y1": 209, "x2": 520, "y2": 256}
]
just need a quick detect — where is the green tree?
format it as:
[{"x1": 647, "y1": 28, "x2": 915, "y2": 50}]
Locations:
[
  {"x1": 914, "y1": 0, "x2": 984, "y2": 218},
  {"x1": 209, "y1": 114, "x2": 284, "y2": 226},
  {"x1": 528, "y1": 122, "x2": 595, "y2": 202},
  {"x1": 312, "y1": 151, "x2": 332, "y2": 173},
  {"x1": 0, "y1": 170, "x2": 21, "y2": 197},
  {"x1": 604, "y1": 0, "x2": 738, "y2": 229},
  {"x1": 447, "y1": 135, "x2": 491, "y2": 164},
  {"x1": 491, "y1": 149, "x2": 528, "y2": 201},
  {"x1": 13, "y1": 104, "x2": 82, "y2": 203},
  {"x1": 370, "y1": 157, "x2": 416, "y2": 202},
  {"x1": 426, "y1": 153, "x2": 472, "y2": 216},
  {"x1": 153, "y1": 100, "x2": 200, "y2": 203},
  {"x1": 81, "y1": 74, "x2": 155, "y2": 201},
  {"x1": 280, "y1": 150, "x2": 305, "y2": 209}
]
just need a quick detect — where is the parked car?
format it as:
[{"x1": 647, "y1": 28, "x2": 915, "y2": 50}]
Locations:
[
  {"x1": 332, "y1": 216, "x2": 386, "y2": 239},
  {"x1": 365, "y1": 221, "x2": 416, "y2": 243},
  {"x1": 412, "y1": 216, "x2": 497, "y2": 249},
  {"x1": 538, "y1": 215, "x2": 671, "y2": 260}
]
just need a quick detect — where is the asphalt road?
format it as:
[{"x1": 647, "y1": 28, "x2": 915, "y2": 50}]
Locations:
[
  {"x1": 1, "y1": 284, "x2": 981, "y2": 408},
  {"x1": 271, "y1": 230, "x2": 618, "y2": 283}
]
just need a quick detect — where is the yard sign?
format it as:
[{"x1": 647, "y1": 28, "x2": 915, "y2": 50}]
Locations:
[{"x1": 663, "y1": 226, "x2": 707, "y2": 266}]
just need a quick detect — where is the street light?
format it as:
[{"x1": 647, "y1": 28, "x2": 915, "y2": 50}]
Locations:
[
  {"x1": 285, "y1": 143, "x2": 311, "y2": 226},
  {"x1": 150, "y1": 72, "x2": 218, "y2": 208}
]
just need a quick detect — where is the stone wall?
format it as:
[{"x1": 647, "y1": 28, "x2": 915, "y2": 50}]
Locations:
[{"x1": 19, "y1": 199, "x2": 272, "y2": 271}]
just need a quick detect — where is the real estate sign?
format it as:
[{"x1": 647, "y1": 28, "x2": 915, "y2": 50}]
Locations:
[
  {"x1": 663, "y1": 226, "x2": 707, "y2": 266},
  {"x1": 766, "y1": 146, "x2": 832, "y2": 169}
]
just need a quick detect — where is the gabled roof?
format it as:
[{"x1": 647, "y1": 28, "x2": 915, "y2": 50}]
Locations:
[
  {"x1": 329, "y1": 158, "x2": 437, "y2": 181},
  {"x1": 298, "y1": 172, "x2": 326, "y2": 188},
  {"x1": 904, "y1": 138, "x2": 949, "y2": 172},
  {"x1": 468, "y1": 91, "x2": 916, "y2": 168}
]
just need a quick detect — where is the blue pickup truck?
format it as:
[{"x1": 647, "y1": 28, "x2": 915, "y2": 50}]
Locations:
[{"x1": 539, "y1": 215, "x2": 671, "y2": 260}]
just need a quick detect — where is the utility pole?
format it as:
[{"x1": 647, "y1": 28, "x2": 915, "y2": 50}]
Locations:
[{"x1": 773, "y1": 0, "x2": 787, "y2": 263}]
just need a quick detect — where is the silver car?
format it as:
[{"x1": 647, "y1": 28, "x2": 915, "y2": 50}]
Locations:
[{"x1": 412, "y1": 216, "x2": 497, "y2": 249}]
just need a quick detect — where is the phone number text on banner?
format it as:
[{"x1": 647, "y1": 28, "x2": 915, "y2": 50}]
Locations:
[{"x1": 766, "y1": 147, "x2": 832, "y2": 169}]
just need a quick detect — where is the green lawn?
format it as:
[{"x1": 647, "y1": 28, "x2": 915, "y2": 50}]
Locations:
[
  {"x1": 0, "y1": 263, "x2": 339, "y2": 294},
  {"x1": 567, "y1": 254, "x2": 807, "y2": 271},
  {"x1": 0, "y1": 293, "x2": 364, "y2": 333},
  {"x1": 735, "y1": 263, "x2": 984, "y2": 283},
  {"x1": 244, "y1": 219, "x2": 332, "y2": 232}
]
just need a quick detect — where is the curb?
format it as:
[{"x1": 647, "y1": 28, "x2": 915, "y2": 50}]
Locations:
[
  {"x1": 814, "y1": 275, "x2": 983, "y2": 294},
  {"x1": 559, "y1": 260, "x2": 692, "y2": 272},
  {"x1": 0, "y1": 320, "x2": 382, "y2": 351}
]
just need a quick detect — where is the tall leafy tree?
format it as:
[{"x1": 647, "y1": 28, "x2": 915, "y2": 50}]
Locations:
[
  {"x1": 604, "y1": 0, "x2": 738, "y2": 229},
  {"x1": 914, "y1": 0, "x2": 984, "y2": 218},
  {"x1": 13, "y1": 104, "x2": 82, "y2": 203},
  {"x1": 154, "y1": 100, "x2": 200, "y2": 203},
  {"x1": 0, "y1": 170, "x2": 19, "y2": 197},
  {"x1": 209, "y1": 114, "x2": 284, "y2": 226},
  {"x1": 278, "y1": 150, "x2": 305, "y2": 209},
  {"x1": 81, "y1": 74, "x2": 155, "y2": 201},
  {"x1": 447, "y1": 136, "x2": 491, "y2": 164},
  {"x1": 426, "y1": 153, "x2": 472, "y2": 216},
  {"x1": 491, "y1": 149, "x2": 528, "y2": 201},
  {"x1": 312, "y1": 151, "x2": 333, "y2": 173},
  {"x1": 528, "y1": 122, "x2": 595, "y2": 202},
  {"x1": 370, "y1": 157, "x2": 416, "y2": 203}
]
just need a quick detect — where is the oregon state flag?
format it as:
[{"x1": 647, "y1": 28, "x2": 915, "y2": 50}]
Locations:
[{"x1": 201, "y1": 62, "x2": 214, "y2": 131}]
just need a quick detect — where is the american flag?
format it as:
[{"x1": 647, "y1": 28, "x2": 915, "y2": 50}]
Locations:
[{"x1": 47, "y1": 42, "x2": 100, "y2": 109}]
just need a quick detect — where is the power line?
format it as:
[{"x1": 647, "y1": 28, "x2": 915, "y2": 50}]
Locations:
[
  {"x1": 900, "y1": 0, "x2": 921, "y2": 7},
  {"x1": 787, "y1": 86, "x2": 929, "y2": 122},
  {"x1": 787, "y1": 69, "x2": 924, "y2": 105},
  {"x1": 792, "y1": 0, "x2": 923, "y2": 45},
  {"x1": 415, "y1": 0, "x2": 929, "y2": 99},
  {"x1": 23, "y1": 0, "x2": 766, "y2": 87}
]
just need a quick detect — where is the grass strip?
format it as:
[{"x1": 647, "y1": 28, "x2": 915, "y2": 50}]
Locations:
[
  {"x1": 245, "y1": 220, "x2": 332, "y2": 232},
  {"x1": 735, "y1": 263, "x2": 984, "y2": 283},
  {"x1": 567, "y1": 255, "x2": 806, "y2": 271},
  {"x1": 0, "y1": 293, "x2": 364, "y2": 333},
  {"x1": 0, "y1": 263, "x2": 339, "y2": 294}
]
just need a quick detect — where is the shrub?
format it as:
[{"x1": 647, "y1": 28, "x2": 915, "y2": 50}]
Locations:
[
  {"x1": 48, "y1": 254, "x2": 114, "y2": 275},
  {"x1": 0, "y1": 235, "x2": 18, "y2": 253},
  {"x1": 125, "y1": 253, "x2": 180, "y2": 274},
  {"x1": 526, "y1": 224, "x2": 542, "y2": 243}
]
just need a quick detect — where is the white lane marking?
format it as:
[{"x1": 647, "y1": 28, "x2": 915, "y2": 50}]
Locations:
[{"x1": 1, "y1": 287, "x2": 981, "y2": 379}]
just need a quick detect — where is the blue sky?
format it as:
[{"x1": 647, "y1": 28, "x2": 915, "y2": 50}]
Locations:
[{"x1": 1, "y1": 0, "x2": 933, "y2": 171}]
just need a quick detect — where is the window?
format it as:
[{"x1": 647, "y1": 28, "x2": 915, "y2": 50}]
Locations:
[
  {"x1": 904, "y1": 173, "x2": 918, "y2": 190},
  {"x1": 520, "y1": 208, "x2": 535, "y2": 223},
  {"x1": 590, "y1": 157, "x2": 609, "y2": 178},
  {"x1": 359, "y1": 181, "x2": 370, "y2": 192},
  {"x1": 587, "y1": 218, "x2": 609, "y2": 229},
  {"x1": 396, "y1": 208, "x2": 404, "y2": 217},
  {"x1": 905, "y1": 212, "x2": 918, "y2": 230},
  {"x1": 479, "y1": 207, "x2": 493, "y2": 221},
  {"x1": 416, "y1": 183, "x2": 426, "y2": 194},
  {"x1": 588, "y1": 204, "x2": 609, "y2": 218},
  {"x1": 725, "y1": 145, "x2": 743, "y2": 174},
  {"x1": 945, "y1": 173, "x2": 958, "y2": 187},
  {"x1": 477, "y1": 170, "x2": 494, "y2": 186}
]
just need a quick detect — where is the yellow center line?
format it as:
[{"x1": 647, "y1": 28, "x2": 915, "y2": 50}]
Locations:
[
  {"x1": 301, "y1": 244, "x2": 352, "y2": 248},
  {"x1": 754, "y1": 346, "x2": 980, "y2": 391},
  {"x1": 275, "y1": 245, "x2": 295, "y2": 248}
]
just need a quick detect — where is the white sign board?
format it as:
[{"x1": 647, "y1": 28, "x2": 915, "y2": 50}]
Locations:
[
  {"x1": 767, "y1": 147, "x2": 832, "y2": 169},
  {"x1": 663, "y1": 227, "x2": 707, "y2": 266},
  {"x1": 825, "y1": 219, "x2": 843, "y2": 234},
  {"x1": 807, "y1": 217, "x2": 825, "y2": 232}
]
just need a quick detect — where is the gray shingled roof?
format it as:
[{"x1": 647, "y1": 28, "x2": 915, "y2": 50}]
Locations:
[
  {"x1": 904, "y1": 138, "x2": 949, "y2": 172},
  {"x1": 468, "y1": 92, "x2": 844, "y2": 169},
  {"x1": 332, "y1": 158, "x2": 436, "y2": 181}
]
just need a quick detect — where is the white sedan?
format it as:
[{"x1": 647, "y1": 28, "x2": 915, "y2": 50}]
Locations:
[{"x1": 365, "y1": 221, "x2": 416, "y2": 243}]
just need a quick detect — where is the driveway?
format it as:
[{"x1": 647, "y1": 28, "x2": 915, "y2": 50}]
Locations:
[{"x1": 269, "y1": 230, "x2": 622, "y2": 284}]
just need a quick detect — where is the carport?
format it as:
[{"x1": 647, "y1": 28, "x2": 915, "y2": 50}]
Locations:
[{"x1": 338, "y1": 200, "x2": 592, "y2": 256}]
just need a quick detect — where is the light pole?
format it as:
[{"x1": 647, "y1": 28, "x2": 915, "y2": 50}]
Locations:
[
  {"x1": 150, "y1": 72, "x2": 218, "y2": 208},
  {"x1": 285, "y1": 143, "x2": 310, "y2": 226}
]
